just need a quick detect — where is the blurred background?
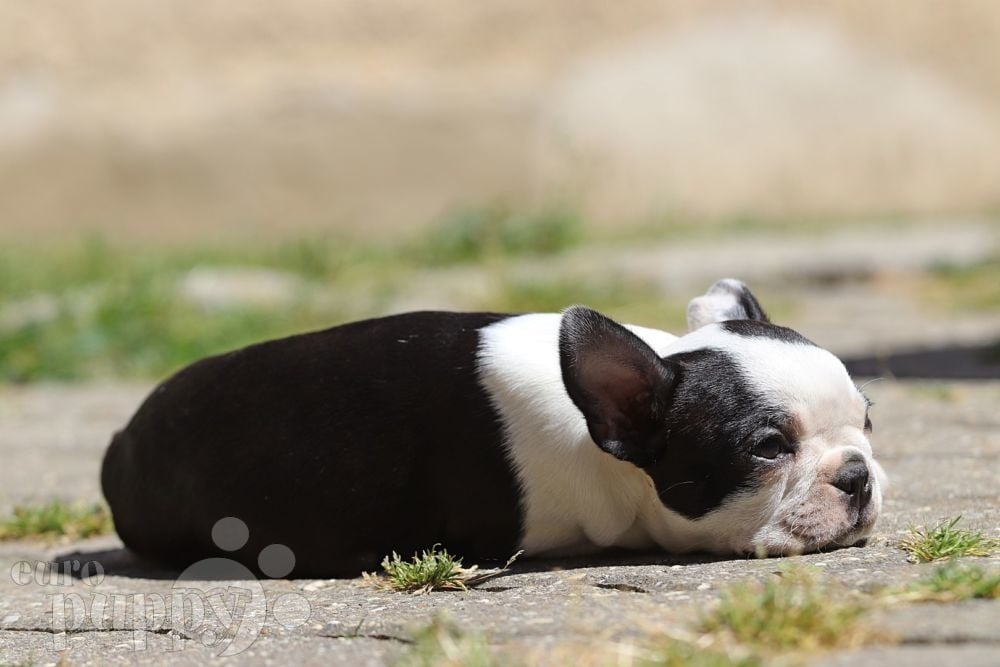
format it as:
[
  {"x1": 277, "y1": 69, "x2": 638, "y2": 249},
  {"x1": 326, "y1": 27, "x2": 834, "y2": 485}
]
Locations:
[{"x1": 0, "y1": 0, "x2": 997, "y2": 382}]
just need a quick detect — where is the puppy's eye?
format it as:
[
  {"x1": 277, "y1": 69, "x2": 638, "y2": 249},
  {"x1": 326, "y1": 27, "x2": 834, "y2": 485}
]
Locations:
[
  {"x1": 752, "y1": 434, "x2": 787, "y2": 460},
  {"x1": 864, "y1": 415, "x2": 873, "y2": 433}
]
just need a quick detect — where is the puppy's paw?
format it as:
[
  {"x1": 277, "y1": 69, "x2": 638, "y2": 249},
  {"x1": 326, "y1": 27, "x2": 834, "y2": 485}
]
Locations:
[{"x1": 686, "y1": 278, "x2": 769, "y2": 331}]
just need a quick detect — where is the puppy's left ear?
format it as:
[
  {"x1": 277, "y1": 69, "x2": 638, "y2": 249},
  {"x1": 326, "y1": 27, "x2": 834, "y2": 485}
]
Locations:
[
  {"x1": 687, "y1": 278, "x2": 769, "y2": 331},
  {"x1": 559, "y1": 306, "x2": 677, "y2": 468}
]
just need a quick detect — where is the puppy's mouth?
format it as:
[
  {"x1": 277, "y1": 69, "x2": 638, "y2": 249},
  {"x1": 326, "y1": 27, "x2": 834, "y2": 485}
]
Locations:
[
  {"x1": 827, "y1": 526, "x2": 874, "y2": 551},
  {"x1": 750, "y1": 532, "x2": 871, "y2": 558},
  {"x1": 752, "y1": 507, "x2": 879, "y2": 557}
]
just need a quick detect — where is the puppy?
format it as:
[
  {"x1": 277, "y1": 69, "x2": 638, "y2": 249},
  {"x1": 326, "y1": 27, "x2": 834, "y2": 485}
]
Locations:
[{"x1": 101, "y1": 279, "x2": 885, "y2": 577}]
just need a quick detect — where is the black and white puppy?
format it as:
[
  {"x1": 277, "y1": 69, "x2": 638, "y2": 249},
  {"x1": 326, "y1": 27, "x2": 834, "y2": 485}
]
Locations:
[{"x1": 102, "y1": 279, "x2": 885, "y2": 577}]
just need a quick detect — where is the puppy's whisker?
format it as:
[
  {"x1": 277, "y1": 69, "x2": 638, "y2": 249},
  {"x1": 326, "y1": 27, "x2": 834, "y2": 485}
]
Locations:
[
  {"x1": 857, "y1": 378, "x2": 883, "y2": 408},
  {"x1": 658, "y1": 480, "x2": 695, "y2": 498},
  {"x1": 858, "y1": 377, "x2": 884, "y2": 392}
]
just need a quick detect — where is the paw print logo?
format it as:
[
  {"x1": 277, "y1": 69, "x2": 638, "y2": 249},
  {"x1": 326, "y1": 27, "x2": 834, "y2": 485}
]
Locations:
[
  {"x1": 169, "y1": 518, "x2": 311, "y2": 656},
  {"x1": 209, "y1": 516, "x2": 297, "y2": 579}
]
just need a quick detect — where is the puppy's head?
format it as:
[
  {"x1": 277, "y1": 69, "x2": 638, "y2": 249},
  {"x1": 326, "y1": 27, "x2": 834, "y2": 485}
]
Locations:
[{"x1": 559, "y1": 279, "x2": 885, "y2": 556}]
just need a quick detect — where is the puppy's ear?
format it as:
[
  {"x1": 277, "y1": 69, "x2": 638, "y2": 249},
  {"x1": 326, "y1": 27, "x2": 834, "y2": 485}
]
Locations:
[
  {"x1": 559, "y1": 306, "x2": 677, "y2": 467},
  {"x1": 686, "y1": 278, "x2": 769, "y2": 331}
]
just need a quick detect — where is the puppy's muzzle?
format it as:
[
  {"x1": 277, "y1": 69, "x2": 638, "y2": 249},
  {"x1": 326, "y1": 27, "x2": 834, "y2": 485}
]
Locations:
[{"x1": 831, "y1": 454, "x2": 872, "y2": 511}]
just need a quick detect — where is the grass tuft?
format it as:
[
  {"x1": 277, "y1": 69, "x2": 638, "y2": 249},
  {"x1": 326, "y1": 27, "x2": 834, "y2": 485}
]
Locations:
[
  {"x1": 925, "y1": 257, "x2": 1000, "y2": 312},
  {"x1": 365, "y1": 545, "x2": 472, "y2": 593},
  {"x1": 699, "y1": 566, "x2": 869, "y2": 651},
  {"x1": 396, "y1": 615, "x2": 503, "y2": 667},
  {"x1": 364, "y1": 545, "x2": 520, "y2": 594},
  {"x1": 641, "y1": 641, "x2": 762, "y2": 667},
  {"x1": 899, "y1": 516, "x2": 999, "y2": 563},
  {"x1": 893, "y1": 561, "x2": 1000, "y2": 603},
  {"x1": 0, "y1": 501, "x2": 113, "y2": 541}
]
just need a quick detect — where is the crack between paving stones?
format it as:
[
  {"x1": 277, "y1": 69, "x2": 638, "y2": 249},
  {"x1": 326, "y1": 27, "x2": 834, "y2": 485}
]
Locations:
[
  {"x1": 7, "y1": 628, "x2": 998, "y2": 648},
  {"x1": 318, "y1": 632, "x2": 413, "y2": 644},
  {"x1": 315, "y1": 615, "x2": 412, "y2": 644},
  {"x1": 898, "y1": 637, "x2": 1000, "y2": 646},
  {"x1": 1, "y1": 626, "x2": 191, "y2": 641}
]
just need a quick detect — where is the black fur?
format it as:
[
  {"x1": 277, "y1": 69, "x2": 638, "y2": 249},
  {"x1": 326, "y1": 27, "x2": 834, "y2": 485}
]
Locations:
[
  {"x1": 650, "y1": 348, "x2": 790, "y2": 519},
  {"x1": 734, "y1": 283, "x2": 769, "y2": 323},
  {"x1": 559, "y1": 306, "x2": 677, "y2": 468},
  {"x1": 722, "y1": 319, "x2": 816, "y2": 346},
  {"x1": 101, "y1": 311, "x2": 522, "y2": 578}
]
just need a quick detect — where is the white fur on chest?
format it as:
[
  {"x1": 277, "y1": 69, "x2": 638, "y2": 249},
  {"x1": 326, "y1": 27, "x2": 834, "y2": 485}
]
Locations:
[{"x1": 476, "y1": 314, "x2": 680, "y2": 553}]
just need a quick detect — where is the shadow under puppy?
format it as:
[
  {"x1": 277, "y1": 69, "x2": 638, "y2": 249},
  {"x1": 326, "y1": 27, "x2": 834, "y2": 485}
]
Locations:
[{"x1": 102, "y1": 279, "x2": 885, "y2": 577}]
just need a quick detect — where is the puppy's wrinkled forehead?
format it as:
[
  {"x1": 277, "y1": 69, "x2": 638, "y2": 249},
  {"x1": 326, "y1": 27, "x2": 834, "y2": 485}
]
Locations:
[{"x1": 668, "y1": 320, "x2": 866, "y2": 430}]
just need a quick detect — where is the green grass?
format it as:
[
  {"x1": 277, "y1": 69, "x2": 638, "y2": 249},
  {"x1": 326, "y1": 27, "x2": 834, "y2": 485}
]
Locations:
[
  {"x1": 365, "y1": 546, "x2": 521, "y2": 594},
  {"x1": 925, "y1": 256, "x2": 1000, "y2": 312},
  {"x1": 595, "y1": 209, "x2": 910, "y2": 246},
  {"x1": 905, "y1": 382, "x2": 960, "y2": 403},
  {"x1": 899, "y1": 516, "x2": 1000, "y2": 563},
  {"x1": 407, "y1": 205, "x2": 582, "y2": 266},
  {"x1": 0, "y1": 211, "x2": 589, "y2": 382},
  {"x1": 640, "y1": 642, "x2": 762, "y2": 667},
  {"x1": 0, "y1": 258, "x2": 689, "y2": 381},
  {"x1": 396, "y1": 616, "x2": 504, "y2": 667},
  {"x1": 0, "y1": 501, "x2": 113, "y2": 541},
  {"x1": 0, "y1": 235, "x2": 364, "y2": 381},
  {"x1": 0, "y1": 275, "x2": 346, "y2": 382},
  {"x1": 5, "y1": 259, "x2": 683, "y2": 382},
  {"x1": 525, "y1": 640, "x2": 761, "y2": 667},
  {"x1": 894, "y1": 562, "x2": 1000, "y2": 602},
  {"x1": 6, "y1": 208, "x2": 950, "y2": 384},
  {"x1": 373, "y1": 545, "x2": 472, "y2": 593},
  {"x1": 364, "y1": 545, "x2": 473, "y2": 594},
  {"x1": 699, "y1": 566, "x2": 870, "y2": 651},
  {"x1": 0, "y1": 234, "x2": 354, "y2": 302},
  {"x1": 395, "y1": 619, "x2": 761, "y2": 667}
]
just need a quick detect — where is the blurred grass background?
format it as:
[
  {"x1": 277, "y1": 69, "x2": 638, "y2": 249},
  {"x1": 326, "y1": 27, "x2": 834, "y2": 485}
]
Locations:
[
  {"x1": 0, "y1": 1, "x2": 997, "y2": 382},
  {"x1": 1, "y1": 212, "x2": 994, "y2": 382},
  {"x1": 0, "y1": 209, "x2": 602, "y2": 380}
]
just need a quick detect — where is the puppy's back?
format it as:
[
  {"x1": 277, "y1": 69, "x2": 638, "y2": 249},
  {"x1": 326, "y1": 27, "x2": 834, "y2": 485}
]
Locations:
[{"x1": 101, "y1": 311, "x2": 524, "y2": 577}]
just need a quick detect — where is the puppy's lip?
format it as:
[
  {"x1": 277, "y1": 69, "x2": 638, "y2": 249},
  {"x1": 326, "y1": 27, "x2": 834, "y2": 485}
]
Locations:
[
  {"x1": 756, "y1": 516, "x2": 878, "y2": 555},
  {"x1": 828, "y1": 519, "x2": 878, "y2": 550}
]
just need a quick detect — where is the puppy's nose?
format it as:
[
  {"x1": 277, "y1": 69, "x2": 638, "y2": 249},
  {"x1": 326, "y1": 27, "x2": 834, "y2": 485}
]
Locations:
[{"x1": 832, "y1": 456, "x2": 871, "y2": 508}]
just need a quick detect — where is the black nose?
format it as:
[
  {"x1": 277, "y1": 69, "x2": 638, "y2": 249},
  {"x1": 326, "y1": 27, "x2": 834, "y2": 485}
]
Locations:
[{"x1": 832, "y1": 457, "x2": 871, "y2": 508}]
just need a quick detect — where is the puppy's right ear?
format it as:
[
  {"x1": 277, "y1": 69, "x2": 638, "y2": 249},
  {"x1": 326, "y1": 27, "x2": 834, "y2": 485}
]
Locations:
[
  {"x1": 559, "y1": 306, "x2": 677, "y2": 468},
  {"x1": 686, "y1": 278, "x2": 769, "y2": 331}
]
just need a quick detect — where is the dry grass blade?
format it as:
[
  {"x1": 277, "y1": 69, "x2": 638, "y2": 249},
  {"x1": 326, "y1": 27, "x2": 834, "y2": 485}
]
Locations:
[{"x1": 461, "y1": 550, "x2": 524, "y2": 587}]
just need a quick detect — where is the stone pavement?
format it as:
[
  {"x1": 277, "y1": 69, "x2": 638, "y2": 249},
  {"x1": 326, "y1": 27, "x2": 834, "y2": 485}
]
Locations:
[{"x1": 0, "y1": 379, "x2": 997, "y2": 665}]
